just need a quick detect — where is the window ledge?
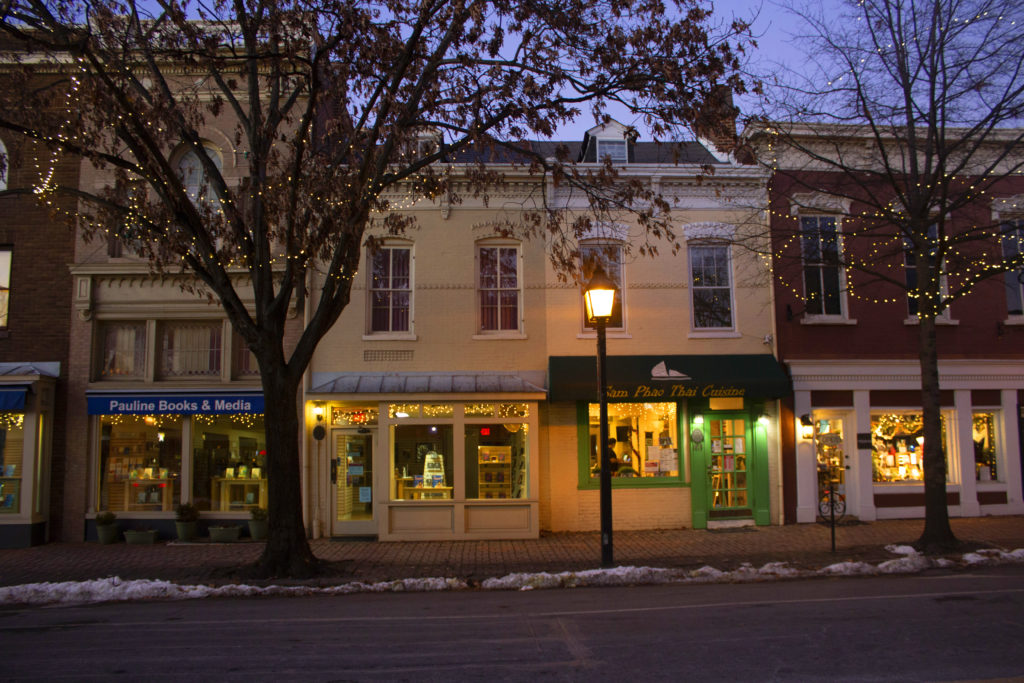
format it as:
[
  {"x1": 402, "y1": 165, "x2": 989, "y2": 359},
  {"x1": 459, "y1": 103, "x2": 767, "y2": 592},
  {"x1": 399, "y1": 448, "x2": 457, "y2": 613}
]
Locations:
[
  {"x1": 362, "y1": 333, "x2": 418, "y2": 341},
  {"x1": 800, "y1": 316, "x2": 857, "y2": 326},
  {"x1": 472, "y1": 332, "x2": 528, "y2": 340},
  {"x1": 687, "y1": 330, "x2": 741, "y2": 339},
  {"x1": 903, "y1": 316, "x2": 958, "y2": 326},
  {"x1": 1003, "y1": 315, "x2": 1024, "y2": 326}
]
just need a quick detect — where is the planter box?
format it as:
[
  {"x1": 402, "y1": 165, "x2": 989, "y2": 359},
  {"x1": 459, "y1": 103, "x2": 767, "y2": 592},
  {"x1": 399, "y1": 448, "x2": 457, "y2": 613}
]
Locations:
[
  {"x1": 123, "y1": 529, "x2": 158, "y2": 545},
  {"x1": 209, "y1": 525, "x2": 241, "y2": 542},
  {"x1": 96, "y1": 524, "x2": 120, "y2": 545},
  {"x1": 248, "y1": 519, "x2": 268, "y2": 541},
  {"x1": 175, "y1": 521, "x2": 198, "y2": 542}
]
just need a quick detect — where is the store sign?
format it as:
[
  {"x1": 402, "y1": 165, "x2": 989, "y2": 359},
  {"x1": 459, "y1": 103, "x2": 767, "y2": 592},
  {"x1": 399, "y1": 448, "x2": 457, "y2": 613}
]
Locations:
[
  {"x1": 857, "y1": 433, "x2": 873, "y2": 450},
  {"x1": 548, "y1": 355, "x2": 791, "y2": 402},
  {"x1": 87, "y1": 393, "x2": 264, "y2": 415}
]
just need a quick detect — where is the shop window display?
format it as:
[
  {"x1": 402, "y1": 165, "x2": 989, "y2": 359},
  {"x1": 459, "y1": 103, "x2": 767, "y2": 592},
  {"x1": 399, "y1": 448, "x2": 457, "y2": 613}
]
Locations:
[
  {"x1": 391, "y1": 423, "x2": 454, "y2": 500},
  {"x1": 465, "y1": 423, "x2": 528, "y2": 499},
  {"x1": 870, "y1": 412, "x2": 948, "y2": 483},
  {"x1": 0, "y1": 411, "x2": 25, "y2": 513},
  {"x1": 99, "y1": 415, "x2": 182, "y2": 512},
  {"x1": 191, "y1": 414, "x2": 266, "y2": 512},
  {"x1": 588, "y1": 402, "x2": 679, "y2": 479},
  {"x1": 972, "y1": 412, "x2": 999, "y2": 481}
]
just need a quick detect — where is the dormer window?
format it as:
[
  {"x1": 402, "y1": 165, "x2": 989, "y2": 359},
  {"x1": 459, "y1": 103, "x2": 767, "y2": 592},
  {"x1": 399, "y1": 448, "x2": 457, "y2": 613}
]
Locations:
[
  {"x1": 598, "y1": 139, "x2": 627, "y2": 163},
  {"x1": 580, "y1": 120, "x2": 635, "y2": 164}
]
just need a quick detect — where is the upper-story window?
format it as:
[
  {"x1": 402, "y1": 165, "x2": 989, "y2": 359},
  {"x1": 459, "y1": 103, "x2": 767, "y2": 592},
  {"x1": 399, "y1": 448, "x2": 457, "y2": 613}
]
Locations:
[
  {"x1": 368, "y1": 244, "x2": 412, "y2": 334},
  {"x1": 159, "y1": 321, "x2": 222, "y2": 378},
  {"x1": 477, "y1": 243, "x2": 521, "y2": 333},
  {"x1": 689, "y1": 244, "x2": 734, "y2": 329},
  {"x1": 598, "y1": 139, "x2": 627, "y2": 163},
  {"x1": 0, "y1": 138, "x2": 8, "y2": 192},
  {"x1": 800, "y1": 215, "x2": 844, "y2": 317},
  {"x1": 98, "y1": 322, "x2": 147, "y2": 379},
  {"x1": 1001, "y1": 218, "x2": 1024, "y2": 317},
  {"x1": 904, "y1": 224, "x2": 950, "y2": 320},
  {"x1": 581, "y1": 241, "x2": 624, "y2": 329},
  {"x1": 175, "y1": 144, "x2": 222, "y2": 208},
  {"x1": 0, "y1": 247, "x2": 10, "y2": 329}
]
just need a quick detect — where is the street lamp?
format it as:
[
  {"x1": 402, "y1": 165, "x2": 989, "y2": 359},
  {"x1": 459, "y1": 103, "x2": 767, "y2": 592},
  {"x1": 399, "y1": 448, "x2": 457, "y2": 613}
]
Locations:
[{"x1": 584, "y1": 263, "x2": 616, "y2": 567}]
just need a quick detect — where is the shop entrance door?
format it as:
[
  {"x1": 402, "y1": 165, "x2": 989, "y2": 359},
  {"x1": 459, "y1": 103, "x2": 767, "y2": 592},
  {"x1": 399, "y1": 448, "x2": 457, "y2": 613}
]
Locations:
[
  {"x1": 330, "y1": 430, "x2": 376, "y2": 536},
  {"x1": 703, "y1": 414, "x2": 752, "y2": 520}
]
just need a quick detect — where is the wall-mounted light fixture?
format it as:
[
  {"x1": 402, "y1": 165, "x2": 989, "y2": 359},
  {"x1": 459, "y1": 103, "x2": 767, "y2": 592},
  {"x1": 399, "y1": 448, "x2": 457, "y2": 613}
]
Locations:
[
  {"x1": 758, "y1": 414, "x2": 770, "y2": 427},
  {"x1": 799, "y1": 414, "x2": 814, "y2": 440}
]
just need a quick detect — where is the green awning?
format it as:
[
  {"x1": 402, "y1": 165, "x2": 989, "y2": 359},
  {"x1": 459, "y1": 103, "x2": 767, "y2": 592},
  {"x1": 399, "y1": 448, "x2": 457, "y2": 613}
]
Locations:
[{"x1": 548, "y1": 355, "x2": 791, "y2": 402}]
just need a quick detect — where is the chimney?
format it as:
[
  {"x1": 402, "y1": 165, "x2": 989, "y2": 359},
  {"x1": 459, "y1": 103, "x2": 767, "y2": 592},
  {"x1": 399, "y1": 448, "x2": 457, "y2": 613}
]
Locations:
[{"x1": 695, "y1": 85, "x2": 739, "y2": 155}]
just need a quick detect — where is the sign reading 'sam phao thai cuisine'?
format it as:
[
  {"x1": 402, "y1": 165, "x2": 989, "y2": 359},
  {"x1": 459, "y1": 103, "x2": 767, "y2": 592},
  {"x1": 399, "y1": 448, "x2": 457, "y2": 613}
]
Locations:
[{"x1": 548, "y1": 356, "x2": 790, "y2": 403}]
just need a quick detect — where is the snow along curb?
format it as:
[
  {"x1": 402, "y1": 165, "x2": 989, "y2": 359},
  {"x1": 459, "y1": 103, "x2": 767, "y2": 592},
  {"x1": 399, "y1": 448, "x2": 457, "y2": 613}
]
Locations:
[{"x1": 2, "y1": 545, "x2": 1022, "y2": 607}]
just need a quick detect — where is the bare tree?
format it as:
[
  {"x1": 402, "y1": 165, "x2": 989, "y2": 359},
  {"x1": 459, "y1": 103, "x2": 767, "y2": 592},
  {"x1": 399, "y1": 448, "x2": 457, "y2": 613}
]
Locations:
[
  {"x1": 0, "y1": 0, "x2": 751, "y2": 575},
  {"x1": 747, "y1": 0, "x2": 1024, "y2": 551}
]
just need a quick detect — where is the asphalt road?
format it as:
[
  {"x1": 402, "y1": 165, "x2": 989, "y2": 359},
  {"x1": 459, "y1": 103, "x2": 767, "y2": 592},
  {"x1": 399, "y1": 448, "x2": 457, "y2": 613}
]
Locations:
[{"x1": 1, "y1": 567, "x2": 1023, "y2": 682}]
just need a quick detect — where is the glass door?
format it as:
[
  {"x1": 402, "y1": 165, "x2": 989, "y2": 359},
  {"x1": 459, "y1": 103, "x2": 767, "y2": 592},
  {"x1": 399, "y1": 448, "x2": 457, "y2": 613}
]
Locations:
[
  {"x1": 706, "y1": 415, "x2": 751, "y2": 517},
  {"x1": 331, "y1": 430, "x2": 376, "y2": 536}
]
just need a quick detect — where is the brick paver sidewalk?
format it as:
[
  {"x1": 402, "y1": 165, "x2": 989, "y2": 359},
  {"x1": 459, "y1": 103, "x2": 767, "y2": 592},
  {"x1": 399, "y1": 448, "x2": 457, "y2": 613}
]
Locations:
[{"x1": 1, "y1": 517, "x2": 1022, "y2": 587}]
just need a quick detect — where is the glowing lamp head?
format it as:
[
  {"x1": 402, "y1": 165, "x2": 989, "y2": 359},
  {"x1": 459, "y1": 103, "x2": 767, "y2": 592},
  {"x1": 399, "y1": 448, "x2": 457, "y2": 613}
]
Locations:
[{"x1": 583, "y1": 264, "x2": 617, "y2": 322}]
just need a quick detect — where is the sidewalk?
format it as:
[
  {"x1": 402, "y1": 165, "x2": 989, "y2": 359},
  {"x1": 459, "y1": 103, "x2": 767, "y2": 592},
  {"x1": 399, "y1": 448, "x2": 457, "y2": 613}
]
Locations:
[{"x1": 2, "y1": 517, "x2": 1022, "y2": 588}]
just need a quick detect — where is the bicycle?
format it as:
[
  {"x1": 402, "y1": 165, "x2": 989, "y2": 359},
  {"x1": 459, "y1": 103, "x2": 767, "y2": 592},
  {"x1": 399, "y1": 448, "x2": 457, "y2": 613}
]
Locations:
[{"x1": 818, "y1": 485, "x2": 846, "y2": 521}]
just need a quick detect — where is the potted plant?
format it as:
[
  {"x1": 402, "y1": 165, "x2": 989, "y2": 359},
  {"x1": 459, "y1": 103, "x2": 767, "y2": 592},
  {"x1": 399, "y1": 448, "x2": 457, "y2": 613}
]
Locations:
[
  {"x1": 123, "y1": 527, "x2": 158, "y2": 545},
  {"x1": 208, "y1": 524, "x2": 241, "y2": 542},
  {"x1": 95, "y1": 511, "x2": 119, "y2": 544},
  {"x1": 175, "y1": 502, "x2": 200, "y2": 541},
  {"x1": 248, "y1": 507, "x2": 268, "y2": 541}
]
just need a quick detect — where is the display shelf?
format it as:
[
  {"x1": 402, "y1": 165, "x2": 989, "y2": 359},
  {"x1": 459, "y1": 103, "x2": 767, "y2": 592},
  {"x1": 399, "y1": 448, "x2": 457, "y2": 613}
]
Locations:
[{"x1": 478, "y1": 446, "x2": 512, "y2": 499}]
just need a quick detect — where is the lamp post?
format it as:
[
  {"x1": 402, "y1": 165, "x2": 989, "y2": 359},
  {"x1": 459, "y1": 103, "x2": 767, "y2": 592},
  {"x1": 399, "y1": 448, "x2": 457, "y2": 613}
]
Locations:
[{"x1": 584, "y1": 264, "x2": 616, "y2": 567}]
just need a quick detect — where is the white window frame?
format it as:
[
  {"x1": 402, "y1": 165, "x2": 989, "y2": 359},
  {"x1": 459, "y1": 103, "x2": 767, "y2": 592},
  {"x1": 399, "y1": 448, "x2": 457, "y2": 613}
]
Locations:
[
  {"x1": 903, "y1": 224, "x2": 954, "y2": 325},
  {"x1": 999, "y1": 218, "x2": 1024, "y2": 322},
  {"x1": 175, "y1": 143, "x2": 223, "y2": 209},
  {"x1": 0, "y1": 246, "x2": 10, "y2": 329},
  {"x1": 365, "y1": 242, "x2": 415, "y2": 339},
  {"x1": 688, "y1": 242, "x2": 737, "y2": 335},
  {"x1": 474, "y1": 240, "x2": 524, "y2": 339},
  {"x1": 798, "y1": 214, "x2": 853, "y2": 324},
  {"x1": 597, "y1": 139, "x2": 627, "y2": 163}
]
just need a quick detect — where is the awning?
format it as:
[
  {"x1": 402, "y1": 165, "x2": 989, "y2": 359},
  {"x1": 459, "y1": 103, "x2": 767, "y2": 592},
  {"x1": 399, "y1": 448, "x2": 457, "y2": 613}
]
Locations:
[
  {"x1": 310, "y1": 371, "x2": 546, "y2": 395},
  {"x1": 0, "y1": 386, "x2": 29, "y2": 411},
  {"x1": 548, "y1": 355, "x2": 791, "y2": 402},
  {"x1": 87, "y1": 391, "x2": 264, "y2": 415}
]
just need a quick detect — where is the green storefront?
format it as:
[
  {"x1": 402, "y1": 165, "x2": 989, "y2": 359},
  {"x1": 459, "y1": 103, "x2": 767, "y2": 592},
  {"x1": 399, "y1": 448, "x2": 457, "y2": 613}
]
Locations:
[{"x1": 549, "y1": 354, "x2": 791, "y2": 528}]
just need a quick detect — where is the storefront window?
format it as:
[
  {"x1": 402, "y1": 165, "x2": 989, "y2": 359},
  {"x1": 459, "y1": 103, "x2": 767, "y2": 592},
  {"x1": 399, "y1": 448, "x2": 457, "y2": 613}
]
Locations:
[
  {"x1": 465, "y1": 423, "x2": 528, "y2": 499},
  {"x1": 98, "y1": 415, "x2": 182, "y2": 512},
  {"x1": 587, "y1": 402, "x2": 679, "y2": 479},
  {"x1": 331, "y1": 406, "x2": 379, "y2": 426},
  {"x1": 870, "y1": 412, "x2": 948, "y2": 483},
  {"x1": 391, "y1": 423, "x2": 454, "y2": 500},
  {"x1": 972, "y1": 412, "x2": 999, "y2": 481},
  {"x1": 191, "y1": 414, "x2": 266, "y2": 511},
  {"x1": 0, "y1": 411, "x2": 25, "y2": 513}
]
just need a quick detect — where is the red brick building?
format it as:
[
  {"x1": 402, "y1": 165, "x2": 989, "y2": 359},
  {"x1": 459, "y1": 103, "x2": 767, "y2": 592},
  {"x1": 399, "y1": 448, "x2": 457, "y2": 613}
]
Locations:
[{"x1": 762, "y1": 136, "x2": 1024, "y2": 524}]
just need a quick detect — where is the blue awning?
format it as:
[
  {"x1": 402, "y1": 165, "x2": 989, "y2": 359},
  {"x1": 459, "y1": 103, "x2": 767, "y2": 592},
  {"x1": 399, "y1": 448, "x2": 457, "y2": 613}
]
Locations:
[{"x1": 0, "y1": 386, "x2": 28, "y2": 411}]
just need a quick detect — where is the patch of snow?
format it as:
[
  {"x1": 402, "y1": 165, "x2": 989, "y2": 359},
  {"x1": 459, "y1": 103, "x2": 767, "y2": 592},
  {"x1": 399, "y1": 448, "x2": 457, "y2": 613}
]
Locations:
[
  {"x1": 819, "y1": 561, "x2": 876, "y2": 576},
  {"x1": 2, "y1": 547, "x2": 1022, "y2": 607},
  {"x1": 884, "y1": 544, "x2": 919, "y2": 556}
]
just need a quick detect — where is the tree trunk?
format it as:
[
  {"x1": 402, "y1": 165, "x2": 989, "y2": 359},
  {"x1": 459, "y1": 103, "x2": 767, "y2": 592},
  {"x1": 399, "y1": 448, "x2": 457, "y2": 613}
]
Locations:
[
  {"x1": 915, "y1": 313, "x2": 959, "y2": 553},
  {"x1": 253, "y1": 366, "x2": 319, "y2": 578}
]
